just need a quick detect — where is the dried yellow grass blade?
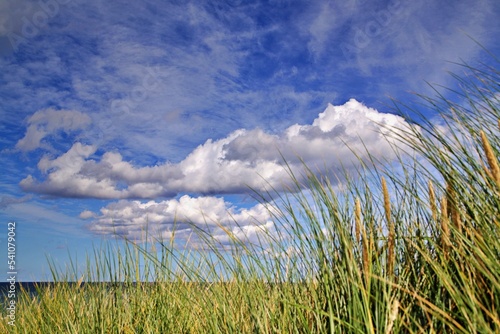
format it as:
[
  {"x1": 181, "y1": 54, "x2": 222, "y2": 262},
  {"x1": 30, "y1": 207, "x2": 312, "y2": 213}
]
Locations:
[
  {"x1": 445, "y1": 182, "x2": 462, "y2": 232},
  {"x1": 361, "y1": 215, "x2": 370, "y2": 284},
  {"x1": 385, "y1": 298, "x2": 400, "y2": 334},
  {"x1": 77, "y1": 275, "x2": 84, "y2": 288}
]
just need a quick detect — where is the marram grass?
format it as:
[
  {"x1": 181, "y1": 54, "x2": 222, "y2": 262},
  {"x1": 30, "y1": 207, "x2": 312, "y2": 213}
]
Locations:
[{"x1": 2, "y1": 59, "x2": 499, "y2": 333}]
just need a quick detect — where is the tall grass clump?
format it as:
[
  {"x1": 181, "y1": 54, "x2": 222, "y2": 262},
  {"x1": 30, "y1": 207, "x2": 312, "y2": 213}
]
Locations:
[{"x1": 1, "y1": 57, "x2": 499, "y2": 333}]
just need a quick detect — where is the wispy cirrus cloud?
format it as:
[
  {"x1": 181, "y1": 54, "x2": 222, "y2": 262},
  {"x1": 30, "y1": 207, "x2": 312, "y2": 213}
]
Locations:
[
  {"x1": 334, "y1": 0, "x2": 498, "y2": 90},
  {"x1": 2, "y1": 0, "x2": 496, "y2": 164},
  {"x1": 0, "y1": 194, "x2": 32, "y2": 209},
  {"x1": 15, "y1": 108, "x2": 91, "y2": 152}
]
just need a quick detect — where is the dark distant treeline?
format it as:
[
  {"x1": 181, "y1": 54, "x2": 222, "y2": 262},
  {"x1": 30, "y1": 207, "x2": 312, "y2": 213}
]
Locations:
[
  {"x1": 0, "y1": 282, "x2": 74, "y2": 299},
  {"x1": 0, "y1": 281, "x2": 280, "y2": 300},
  {"x1": 0, "y1": 282, "x2": 142, "y2": 299}
]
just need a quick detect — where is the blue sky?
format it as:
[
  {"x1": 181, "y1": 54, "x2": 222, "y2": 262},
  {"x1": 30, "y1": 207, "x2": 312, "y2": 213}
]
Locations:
[{"x1": 0, "y1": 0, "x2": 499, "y2": 281}]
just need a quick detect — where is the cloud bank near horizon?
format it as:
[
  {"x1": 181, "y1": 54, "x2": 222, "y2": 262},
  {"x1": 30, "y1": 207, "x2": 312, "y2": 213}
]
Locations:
[
  {"x1": 19, "y1": 99, "x2": 412, "y2": 200},
  {"x1": 82, "y1": 195, "x2": 275, "y2": 246}
]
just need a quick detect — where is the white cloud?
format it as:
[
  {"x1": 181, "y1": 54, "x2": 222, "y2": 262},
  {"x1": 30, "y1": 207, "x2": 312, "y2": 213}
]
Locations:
[
  {"x1": 20, "y1": 100, "x2": 413, "y2": 199},
  {"x1": 0, "y1": 194, "x2": 32, "y2": 209},
  {"x1": 6, "y1": 0, "x2": 490, "y2": 166},
  {"x1": 79, "y1": 210, "x2": 96, "y2": 219},
  {"x1": 336, "y1": 0, "x2": 497, "y2": 90},
  {"x1": 16, "y1": 108, "x2": 91, "y2": 152},
  {"x1": 2, "y1": 200, "x2": 85, "y2": 236},
  {"x1": 85, "y1": 195, "x2": 274, "y2": 245},
  {"x1": 20, "y1": 143, "x2": 125, "y2": 198}
]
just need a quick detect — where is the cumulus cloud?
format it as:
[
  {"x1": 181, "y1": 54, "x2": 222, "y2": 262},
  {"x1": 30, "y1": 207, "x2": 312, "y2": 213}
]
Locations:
[
  {"x1": 79, "y1": 210, "x2": 97, "y2": 219},
  {"x1": 20, "y1": 142, "x2": 126, "y2": 198},
  {"x1": 85, "y1": 195, "x2": 274, "y2": 246},
  {"x1": 20, "y1": 100, "x2": 413, "y2": 199},
  {"x1": 16, "y1": 108, "x2": 92, "y2": 152}
]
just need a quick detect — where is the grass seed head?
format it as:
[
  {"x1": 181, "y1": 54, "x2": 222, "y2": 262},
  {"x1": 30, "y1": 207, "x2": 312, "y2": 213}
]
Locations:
[
  {"x1": 382, "y1": 177, "x2": 392, "y2": 225},
  {"x1": 385, "y1": 298, "x2": 400, "y2": 334},
  {"x1": 440, "y1": 196, "x2": 450, "y2": 259},
  {"x1": 355, "y1": 197, "x2": 362, "y2": 243},
  {"x1": 480, "y1": 130, "x2": 500, "y2": 188},
  {"x1": 428, "y1": 180, "x2": 437, "y2": 222},
  {"x1": 382, "y1": 177, "x2": 395, "y2": 277}
]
